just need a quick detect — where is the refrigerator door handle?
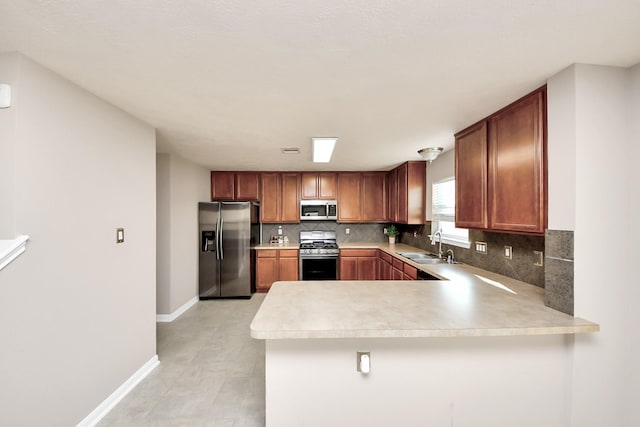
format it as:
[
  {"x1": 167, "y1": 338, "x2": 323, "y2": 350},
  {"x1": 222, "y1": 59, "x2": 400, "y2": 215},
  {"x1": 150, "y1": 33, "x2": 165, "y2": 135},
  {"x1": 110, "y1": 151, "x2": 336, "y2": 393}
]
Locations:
[
  {"x1": 219, "y1": 217, "x2": 224, "y2": 260},
  {"x1": 215, "y1": 215, "x2": 221, "y2": 260}
]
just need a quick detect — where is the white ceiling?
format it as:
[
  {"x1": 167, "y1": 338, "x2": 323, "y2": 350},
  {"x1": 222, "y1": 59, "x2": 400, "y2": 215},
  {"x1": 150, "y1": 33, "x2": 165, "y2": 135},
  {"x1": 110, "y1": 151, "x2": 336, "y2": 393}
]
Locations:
[{"x1": 1, "y1": 1, "x2": 639, "y2": 172}]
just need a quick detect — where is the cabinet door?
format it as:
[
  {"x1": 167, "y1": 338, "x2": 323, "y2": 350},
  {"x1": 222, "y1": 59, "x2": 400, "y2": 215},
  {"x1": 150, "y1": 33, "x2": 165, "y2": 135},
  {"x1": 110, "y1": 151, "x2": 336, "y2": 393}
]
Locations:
[
  {"x1": 260, "y1": 173, "x2": 280, "y2": 223},
  {"x1": 396, "y1": 163, "x2": 408, "y2": 223},
  {"x1": 301, "y1": 173, "x2": 319, "y2": 199},
  {"x1": 235, "y1": 172, "x2": 260, "y2": 201},
  {"x1": 406, "y1": 162, "x2": 426, "y2": 224},
  {"x1": 318, "y1": 173, "x2": 337, "y2": 199},
  {"x1": 211, "y1": 171, "x2": 235, "y2": 200},
  {"x1": 339, "y1": 257, "x2": 358, "y2": 280},
  {"x1": 357, "y1": 257, "x2": 377, "y2": 280},
  {"x1": 281, "y1": 173, "x2": 300, "y2": 223},
  {"x1": 361, "y1": 172, "x2": 388, "y2": 222},
  {"x1": 392, "y1": 267, "x2": 404, "y2": 280},
  {"x1": 337, "y1": 173, "x2": 361, "y2": 222},
  {"x1": 278, "y1": 251, "x2": 299, "y2": 281},
  {"x1": 455, "y1": 121, "x2": 488, "y2": 229},
  {"x1": 388, "y1": 169, "x2": 398, "y2": 223},
  {"x1": 403, "y1": 264, "x2": 418, "y2": 280},
  {"x1": 489, "y1": 89, "x2": 546, "y2": 234},
  {"x1": 256, "y1": 256, "x2": 278, "y2": 292}
]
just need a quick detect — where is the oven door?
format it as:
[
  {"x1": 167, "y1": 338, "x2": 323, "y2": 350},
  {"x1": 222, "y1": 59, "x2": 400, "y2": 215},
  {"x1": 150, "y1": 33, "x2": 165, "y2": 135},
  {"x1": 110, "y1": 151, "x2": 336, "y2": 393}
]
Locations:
[{"x1": 300, "y1": 256, "x2": 339, "y2": 281}]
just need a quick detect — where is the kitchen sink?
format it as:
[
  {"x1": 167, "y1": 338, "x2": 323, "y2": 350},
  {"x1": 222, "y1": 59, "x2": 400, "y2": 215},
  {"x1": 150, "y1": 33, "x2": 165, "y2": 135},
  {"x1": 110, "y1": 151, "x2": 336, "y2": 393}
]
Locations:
[
  {"x1": 412, "y1": 258, "x2": 446, "y2": 264},
  {"x1": 397, "y1": 251, "x2": 451, "y2": 265}
]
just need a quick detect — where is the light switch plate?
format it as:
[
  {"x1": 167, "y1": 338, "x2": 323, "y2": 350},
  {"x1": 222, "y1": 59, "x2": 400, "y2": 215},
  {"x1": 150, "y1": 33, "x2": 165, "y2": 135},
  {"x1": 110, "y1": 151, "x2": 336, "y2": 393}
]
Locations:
[
  {"x1": 116, "y1": 228, "x2": 124, "y2": 243},
  {"x1": 475, "y1": 241, "x2": 487, "y2": 254}
]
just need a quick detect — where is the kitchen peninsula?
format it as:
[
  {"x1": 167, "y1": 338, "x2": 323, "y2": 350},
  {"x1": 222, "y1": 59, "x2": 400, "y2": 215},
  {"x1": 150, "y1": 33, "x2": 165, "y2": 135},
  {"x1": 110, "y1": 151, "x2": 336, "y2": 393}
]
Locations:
[{"x1": 250, "y1": 251, "x2": 598, "y2": 426}]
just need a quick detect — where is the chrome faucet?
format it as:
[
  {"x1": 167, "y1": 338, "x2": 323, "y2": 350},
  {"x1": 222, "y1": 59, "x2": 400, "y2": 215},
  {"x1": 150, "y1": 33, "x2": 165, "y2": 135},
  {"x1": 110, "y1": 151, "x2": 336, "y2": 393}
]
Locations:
[
  {"x1": 430, "y1": 229, "x2": 443, "y2": 258},
  {"x1": 446, "y1": 249, "x2": 455, "y2": 264}
]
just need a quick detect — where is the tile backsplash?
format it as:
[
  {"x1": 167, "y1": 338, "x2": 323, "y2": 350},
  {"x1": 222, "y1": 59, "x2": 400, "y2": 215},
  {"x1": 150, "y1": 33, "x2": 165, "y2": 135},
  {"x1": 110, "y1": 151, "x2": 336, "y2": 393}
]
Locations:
[
  {"x1": 261, "y1": 222, "x2": 387, "y2": 244},
  {"x1": 398, "y1": 223, "x2": 546, "y2": 287}
]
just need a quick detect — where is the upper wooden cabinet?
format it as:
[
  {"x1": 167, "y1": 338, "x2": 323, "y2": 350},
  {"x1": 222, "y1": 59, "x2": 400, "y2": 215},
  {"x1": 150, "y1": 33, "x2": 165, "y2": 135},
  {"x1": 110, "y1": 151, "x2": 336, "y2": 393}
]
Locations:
[
  {"x1": 337, "y1": 172, "x2": 388, "y2": 222},
  {"x1": 387, "y1": 161, "x2": 426, "y2": 224},
  {"x1": 455, "y1": 86, "x2": 547, "y2": 235},
  {"x1": 301, "y1": 173, "x2": 337, "y2": 200},
  {"x1": 455, "y1": 122, "x2": 488, "y2": 229},
  {"x1": 211, "y1": 171, "x2": 260, "y2": 201},
  {"x1": 260, "y1": 172, "x2": 300, "y2": 223},
  {"x1": 489, "y1": 89, "x2": 546, "y2": 234},
  {"x1": 361, "y1": 172, "x2": 388, "y2": 222}
]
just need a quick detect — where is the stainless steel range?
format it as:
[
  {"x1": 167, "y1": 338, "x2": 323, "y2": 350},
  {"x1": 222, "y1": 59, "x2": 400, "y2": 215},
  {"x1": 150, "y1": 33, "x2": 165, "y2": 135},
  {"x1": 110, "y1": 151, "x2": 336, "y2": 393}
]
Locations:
[{"x1": 299, "y1": 231, "x2": 339, "y2": 280}]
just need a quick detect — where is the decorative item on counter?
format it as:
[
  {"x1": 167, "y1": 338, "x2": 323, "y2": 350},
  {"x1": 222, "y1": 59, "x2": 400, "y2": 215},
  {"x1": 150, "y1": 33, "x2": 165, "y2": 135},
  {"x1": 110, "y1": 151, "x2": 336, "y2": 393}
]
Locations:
[
  {"x1": 387, "y1": 224, "x2": 399, "y2": 245},
  {"x1": 269, "y1": 235, "x2": 279, "y2": 244},
  {"x1": 283, "y1": 235, "x2": 289, "y2": 244}
]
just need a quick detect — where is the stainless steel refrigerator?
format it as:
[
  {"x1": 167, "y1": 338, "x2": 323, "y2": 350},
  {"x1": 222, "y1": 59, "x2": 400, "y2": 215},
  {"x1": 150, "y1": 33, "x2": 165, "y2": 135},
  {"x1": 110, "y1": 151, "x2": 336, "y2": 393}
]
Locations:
[{"x1": 198, "y1": 201, "x2": 260, "y2": 298}]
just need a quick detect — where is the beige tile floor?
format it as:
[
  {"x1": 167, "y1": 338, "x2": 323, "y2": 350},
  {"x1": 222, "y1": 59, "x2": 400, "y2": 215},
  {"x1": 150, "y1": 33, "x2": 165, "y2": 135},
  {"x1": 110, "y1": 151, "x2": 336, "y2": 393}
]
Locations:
[{"x1": 98, "y1": 294, "x2": 266, "y2": 427}]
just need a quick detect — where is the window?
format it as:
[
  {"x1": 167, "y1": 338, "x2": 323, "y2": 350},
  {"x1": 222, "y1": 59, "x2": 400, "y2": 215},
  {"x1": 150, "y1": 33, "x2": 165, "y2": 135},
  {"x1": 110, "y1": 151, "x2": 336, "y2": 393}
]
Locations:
[{"x1": 431, "y1": 177, "x2": 471, "y2": 248}]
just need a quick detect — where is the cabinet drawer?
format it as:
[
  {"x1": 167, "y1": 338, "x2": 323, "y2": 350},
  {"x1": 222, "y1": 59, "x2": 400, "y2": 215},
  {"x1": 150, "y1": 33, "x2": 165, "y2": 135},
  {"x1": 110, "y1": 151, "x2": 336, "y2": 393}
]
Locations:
[
  {"x1": 392, "y1": 257, "x2": 404, "y2": 270},
  {"x1": 340, "y1": 249, "x2": 377, "y2": 257},
  {"x1": 377, "y1": 251, "x2": 392, "y2": 263},
  {"x1": 279, "y1": 249, "x2": 299, "y2": 258},
  {"x1": 257, "y1": 250, "x2": 278, "y2": 258}
]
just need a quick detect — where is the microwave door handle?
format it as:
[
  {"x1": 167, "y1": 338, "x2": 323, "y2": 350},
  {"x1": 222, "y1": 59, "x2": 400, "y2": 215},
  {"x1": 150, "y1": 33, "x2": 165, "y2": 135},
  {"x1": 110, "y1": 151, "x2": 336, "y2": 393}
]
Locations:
[{"x1": 326, "y1": 202, "x2": 329, "y2": 219}]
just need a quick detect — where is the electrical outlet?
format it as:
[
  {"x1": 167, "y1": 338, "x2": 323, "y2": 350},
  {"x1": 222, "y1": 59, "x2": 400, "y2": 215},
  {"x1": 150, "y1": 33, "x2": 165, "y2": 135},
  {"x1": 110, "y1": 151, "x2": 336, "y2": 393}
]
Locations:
[
  {"x1": 504, "y1": 246, "x2": 513, "y2": 259},
  {"x1": 534, "y1": 250, "x2": 544, "y2": 266},
  {"x1": 383, "y1": 228, "x2": 388, "y2": 235},
  {"x1": 475, "y1": 241, "x2": 487, "y2": 254},
  {"x1": 357, "y1": 352, "x2": 371, "y2": 373},
  {"x1": 346, "y1": 228, "x2": 350, "y2": 235}
]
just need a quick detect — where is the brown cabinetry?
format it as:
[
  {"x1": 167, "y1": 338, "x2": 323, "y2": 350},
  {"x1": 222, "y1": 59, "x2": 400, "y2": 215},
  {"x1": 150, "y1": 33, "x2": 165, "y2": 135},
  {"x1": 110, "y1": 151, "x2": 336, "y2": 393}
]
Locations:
[
  {"x1": 387, "y1": 161, "x2": 426, "y2": 224},
  {"x1": 339, "y1": 249, "x2": 377, "y2": 280},
  {"x1": 455, "y1": 122, "x2": 488, "y2": 229},
  {"x1": 260, "y1": 173, "x2": 300, "y2": 223},
  {"x1": 211, "y1": 171, "x2": 260, "y2": 201},
  {"x1": 377, "y1": 250, "x2": 392, "y2": 280},
  {"x1": 455, "y1": 86, "x2": 547, "y2": 235},
  {"x1": 256, "y1": 249, "x2": 299, "y2": 292},
  {"x1": 301, "y1": 173, "x2": 337, "y2": 200},
  {"x1": 337, "y1": 173, "x2": 388, "y2": 222}
]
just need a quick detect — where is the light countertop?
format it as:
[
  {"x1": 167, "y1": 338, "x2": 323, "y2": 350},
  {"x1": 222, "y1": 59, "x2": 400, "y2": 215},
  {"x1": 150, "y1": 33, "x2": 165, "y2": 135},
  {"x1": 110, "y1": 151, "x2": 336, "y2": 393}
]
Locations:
[
  {"x1": 250, "y1": 241, "x2": 599, "y2": 339},
  {"x1": 250, "y1": 280, "x2": 598, "y2": 339}
]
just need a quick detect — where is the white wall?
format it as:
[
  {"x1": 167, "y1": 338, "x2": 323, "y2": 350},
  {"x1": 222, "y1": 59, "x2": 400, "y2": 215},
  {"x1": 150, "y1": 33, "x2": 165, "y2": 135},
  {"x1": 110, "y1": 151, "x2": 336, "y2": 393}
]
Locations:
[
  {"x1": 0, "y1": 54, "x2": 157, "y2": 426},
  {"x1": 547, "y1": 66, "x2": 577, "y2": 231},
  {"x1": 622, "y1": 62, "x2": 640, "y2": 427},
  {"x1": 547, "y1": 63, "x2": 637, "y2": 427},
  {"x1": 156, "y1": 153, "x2": 171, "y2": 314},
  {"x1": 0, "y1": 52, "x2": 18, "y2": 238},
  {"x1": 267, "y1": 336, "x2": 573, "y2": 427},
  {"x1": 156, "y1": 152, "x2": 209, "y2": 315},
  {"x1": 425, "y1": 149, "x2": 455, "y2": 220}
]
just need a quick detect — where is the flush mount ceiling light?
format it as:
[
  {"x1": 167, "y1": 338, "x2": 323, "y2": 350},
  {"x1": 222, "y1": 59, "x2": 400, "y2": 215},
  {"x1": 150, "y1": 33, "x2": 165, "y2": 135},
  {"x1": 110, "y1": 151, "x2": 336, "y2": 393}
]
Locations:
[
  {"x1": 418, "y1": 147, "x2": 443, "y2": 163},
  {"x1": 312, "y1": 137, "x2": 337, "y2": 163},
  {"x1": 281, "y1": 147, "x2": 300, "y2": 155}
]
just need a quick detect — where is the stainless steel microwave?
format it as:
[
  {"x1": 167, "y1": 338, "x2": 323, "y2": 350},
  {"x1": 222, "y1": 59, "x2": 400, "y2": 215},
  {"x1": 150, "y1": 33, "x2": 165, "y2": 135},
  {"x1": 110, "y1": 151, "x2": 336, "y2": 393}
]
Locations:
[{"x1": 300, "y1": 200, "x2": 338, "y2": 220}]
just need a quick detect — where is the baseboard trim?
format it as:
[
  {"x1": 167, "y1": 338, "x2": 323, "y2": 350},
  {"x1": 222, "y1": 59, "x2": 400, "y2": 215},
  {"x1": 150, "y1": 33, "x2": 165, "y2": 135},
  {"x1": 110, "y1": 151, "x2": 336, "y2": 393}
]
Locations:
[
  {"x1": 156, "y1": 296, "x2": 198, "y2": 322},
  {"x1": 76, "y1": 354, "x2": 159, "y2": 427}
]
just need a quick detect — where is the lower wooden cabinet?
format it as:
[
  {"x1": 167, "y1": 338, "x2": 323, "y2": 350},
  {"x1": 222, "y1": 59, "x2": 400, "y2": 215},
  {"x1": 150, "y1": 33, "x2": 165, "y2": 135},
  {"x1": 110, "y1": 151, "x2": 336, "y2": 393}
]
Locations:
[
  {"x1": 377, "y1": 251, "x2": 393, "y2": 280},
  {"x1": 256, "y1": 249, "x2": 299, "y2": 292},
  {"x1": 339, "y1": 249, "x2": 377, "y2": 280}
]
